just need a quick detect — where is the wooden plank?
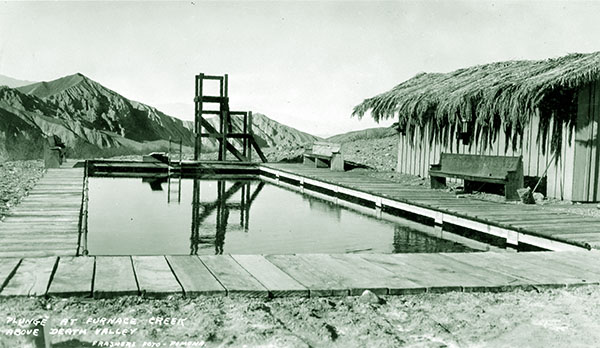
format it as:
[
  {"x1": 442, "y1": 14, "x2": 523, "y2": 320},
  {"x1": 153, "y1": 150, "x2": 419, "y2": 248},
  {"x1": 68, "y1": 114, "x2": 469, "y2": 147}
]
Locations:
[
  {"x1": 0, "y1": 250, "x2": 72, "y2": 258},
  {"x1": 511, "y1": 222, "x2": 600, "y2": 230},
  {"x1": 0, "y1": 237, "x2": 77, "y2": 247},
  {"x1": 131, "y1": 256, "x2": 182, "y2": 297},
  {"x1": 540, "y1": 225, "x2": 600, "y2": 234},
  {"x1": 10, "y1": 207, "x2": 81, "y2": 213},
  {"x1": 392, "y1": 253, "x2": 520, "y2": 292},
  {"x1": 0, "y1": 227, "x2": 79, "y2": 235},
  {"x1": 2, "y1": 216, "x2": 79, "y2": 223},
  {"x1": 511, "y1": 218, "x2": 600, "y2": 226},
  {"x1": 265, "y1": 254, "x2": 349, "y2": 297},
  {"x1": 1, "y1": 257, "x2": 56, "y2": 296},
  {"x1": 358, "y1": 253, "x2": 464, "y2": 292},
  {"x1": 0, "y1": 232, "x2": 79, "y2": 240},
  {"x1": 554, "y1": 233, "x2": 600, "y2": 242},
  {"x1": 47, "y1": 256, "x2": 94, "y2": 297},
  {"x1": 0, "y1": 221, "x2": 79, "y2": 228},
  {"x1": 446, "y1": 252, "x2": 583, "y2": 287},
  {"x1": 26, "y1": 192, "x2": 81, "y2": 197},
  {"x1": 200, "y1": 255, "x2": 268, "y2": 297},
  {"x1": 450, "y1": 208, "x2": 536, "y2": 215},
  {"x1": 0, "y1": 258, "x2": 21, "y2": 292},
  {"x1": 165, "y1": 255, "x2": 225, "y2": 296},
  {"x1": 19, "y1": 197, "x2": 80, "y2": 202},
  {"x1": 537, "y1": 251, "x2": 600, "y2": 276},
  {"x1": 232, "y1": 254, "x2": 308, "y2": 297},
  {"x1": 8, "y1": 205, "x2": 81, "y2": 211},
  {"x1": 28, "y1": 189, "x2": 82, "y2": 194},
  {"x1": 509, "y1": 252, "x2": 600, "y2": 284},
  {"x1": 436, "y1": 253, "x2": 533, "y2": 290},
  {"x1": 328, "y1": 254, "x2": 426, "y2": 295},
  {"x1": 297, "y1": 254, "x2": 389, "y2": 295},
  {"x1": 489, "y1": 214, "x2": 580, "y2": 222},
  {"x1": 8, "y1": 211, "x2": 80, "y2": 217},
  {"x1": 94, "y1": 257, "x2": 138, "y2": 298}
]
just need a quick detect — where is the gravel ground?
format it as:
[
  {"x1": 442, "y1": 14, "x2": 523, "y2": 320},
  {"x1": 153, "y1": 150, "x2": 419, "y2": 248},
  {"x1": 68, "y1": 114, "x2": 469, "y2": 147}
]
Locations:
[
  {"x1": 341, "y1": 136, "x2": 398, "y2": 172},
  {"x1": 0, "y1": 160, "x2": 45, "y2": 220},
  {"x1": 1, "y1": 286, "x2": 600, "y2": 348}
]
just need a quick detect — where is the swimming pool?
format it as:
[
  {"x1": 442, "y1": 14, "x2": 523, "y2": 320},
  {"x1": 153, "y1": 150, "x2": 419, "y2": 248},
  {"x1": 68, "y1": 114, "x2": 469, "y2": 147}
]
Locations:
[{"x1": 85, "y1": 177, "x2": 476, "y2": 255}]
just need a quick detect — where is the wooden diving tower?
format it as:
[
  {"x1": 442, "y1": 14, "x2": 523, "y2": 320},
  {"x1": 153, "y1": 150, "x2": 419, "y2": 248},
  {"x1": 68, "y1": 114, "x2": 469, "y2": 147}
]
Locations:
[{"x1": 194, "y1": 73, "x2": 267, "y2": 162}]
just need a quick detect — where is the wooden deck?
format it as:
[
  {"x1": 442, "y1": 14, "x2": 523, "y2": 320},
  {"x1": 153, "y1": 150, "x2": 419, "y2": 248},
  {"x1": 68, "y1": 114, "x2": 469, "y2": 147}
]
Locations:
[
  {"x1": 2, "y1": 251, "x2": 600, "y2": 298},
  {"x1": 0, "y1": 161, "x2": 84, "y2": 258},
  {"x1": 1, "y1": 160, "x2": 600, "y2": 298},
  {"x1": 260, "y1": 163, "x2": 600, "y2": 251}
]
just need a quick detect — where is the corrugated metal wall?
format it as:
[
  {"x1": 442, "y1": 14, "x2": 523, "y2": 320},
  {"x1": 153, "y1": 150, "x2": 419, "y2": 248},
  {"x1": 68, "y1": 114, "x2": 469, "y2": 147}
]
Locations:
[{"x1": 395, "y1": 101, "x2": 583, "y2": 200}]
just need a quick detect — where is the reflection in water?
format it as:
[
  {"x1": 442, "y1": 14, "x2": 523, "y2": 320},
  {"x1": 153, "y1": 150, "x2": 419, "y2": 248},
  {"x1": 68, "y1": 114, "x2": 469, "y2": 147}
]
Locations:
[
  {"x1": 308, "y1": 199, "x2": 341, "y2": 221},
  {"x1": 142, "y1": 176, "x2": 168, "y2": 191},
  {"x1": 189, "y1": 179, "x2": 265, "y2": 255},
  {"x1": 87, "y1": 177, "x2": 476, "y2": 255}
]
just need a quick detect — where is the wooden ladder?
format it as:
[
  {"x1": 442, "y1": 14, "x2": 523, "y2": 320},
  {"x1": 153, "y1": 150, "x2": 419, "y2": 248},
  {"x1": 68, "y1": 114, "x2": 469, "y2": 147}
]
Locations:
[{"x1": 194, "y1": 73, "x2": 267, "y2": 162}]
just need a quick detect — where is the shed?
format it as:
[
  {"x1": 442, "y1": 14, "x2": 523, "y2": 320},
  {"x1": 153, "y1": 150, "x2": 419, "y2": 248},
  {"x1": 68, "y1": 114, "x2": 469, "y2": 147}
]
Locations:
[{"x1": 353, "y1": 52, "x2": 600, "y2": 202}]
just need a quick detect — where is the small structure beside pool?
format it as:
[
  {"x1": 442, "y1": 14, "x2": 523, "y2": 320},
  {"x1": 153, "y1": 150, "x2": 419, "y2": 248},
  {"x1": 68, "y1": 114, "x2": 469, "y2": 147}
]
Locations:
[{"x1": 354, "y1": 52, "x2": 600, "y2": 202}]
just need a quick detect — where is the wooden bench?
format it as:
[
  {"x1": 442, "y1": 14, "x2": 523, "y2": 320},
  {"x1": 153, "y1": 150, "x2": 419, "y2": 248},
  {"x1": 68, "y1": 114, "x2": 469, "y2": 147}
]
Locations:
[
  {"x1": 429, "y1": 153, "x2": 524, "y2": 200},
  {"x1": 43, "y1": 135, "x2": 66, "y2": 168},
  {"x1": 303, "y1": 141, "x2": 344, "y2": 171}
]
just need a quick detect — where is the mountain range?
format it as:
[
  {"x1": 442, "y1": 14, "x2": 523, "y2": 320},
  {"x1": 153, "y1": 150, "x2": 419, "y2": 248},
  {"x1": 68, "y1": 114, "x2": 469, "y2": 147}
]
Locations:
[{"x1": 0, "y1": 73, "x2": 319, "y2": 161}]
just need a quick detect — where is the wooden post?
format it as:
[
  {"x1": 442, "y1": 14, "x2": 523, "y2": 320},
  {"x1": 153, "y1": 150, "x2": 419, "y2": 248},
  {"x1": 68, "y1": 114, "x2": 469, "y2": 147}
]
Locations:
[
  {"x1": 194, "y1": 74, "x2": 204, "y2": 161},
  {"x1": 243, "y1": 112, "x2": 248, "y2": 158},
  {"x1": 167, "y1": 137, "x2": 172, "y2": 203},
  {"x1": 244, "y1": 183, "x2": 251, "y2": 231},
  {"x1": 190, "y1": 179, "x2": 200, "y2": 255},
  {"x1": 248, "y1": 111, "x2": 253, "y2": 162},
  {"x1": 168, "y1": 137, "x2": 172, "y2": 164},
  {"x1": 240, "y1": 184, "x2": 245, "y2": 227},
  {"x1": 178, "y1": 139, "x2": 182, "y2": 203},
  {"x1": 223, "y1": 74, "x2": 229, "y2": 161}
]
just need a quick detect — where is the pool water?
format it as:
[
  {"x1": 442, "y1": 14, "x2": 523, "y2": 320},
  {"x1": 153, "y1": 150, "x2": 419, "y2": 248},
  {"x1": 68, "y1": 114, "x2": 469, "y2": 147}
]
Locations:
[{"x1": 86, "y1": 177, "x2": 475, "y2": 255}]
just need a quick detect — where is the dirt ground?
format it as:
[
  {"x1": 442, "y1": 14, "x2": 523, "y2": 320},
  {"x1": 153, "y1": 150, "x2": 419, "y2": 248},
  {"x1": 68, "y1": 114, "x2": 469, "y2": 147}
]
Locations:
[{"x1": 1, "y1": 286, "x2": 600, "y2": 348}]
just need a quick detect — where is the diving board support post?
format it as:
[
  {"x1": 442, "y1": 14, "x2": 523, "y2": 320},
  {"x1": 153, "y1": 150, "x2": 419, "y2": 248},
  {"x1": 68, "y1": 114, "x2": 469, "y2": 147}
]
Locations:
[{"x1": 193, "y1": 73, "x2": 267, "y2": 163}]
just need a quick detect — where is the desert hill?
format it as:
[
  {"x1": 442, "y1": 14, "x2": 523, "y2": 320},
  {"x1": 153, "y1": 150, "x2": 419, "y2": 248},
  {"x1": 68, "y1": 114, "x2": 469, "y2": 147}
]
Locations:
[
  {"x1": 327, "y1": 127, "x2": 396, "y2": 143},
  {"x1": 0, "y1": 73, "x2": 319, "y2": 160},
  {"x1": 0, "y1": 74, "x2": 36, "y2": 89}
]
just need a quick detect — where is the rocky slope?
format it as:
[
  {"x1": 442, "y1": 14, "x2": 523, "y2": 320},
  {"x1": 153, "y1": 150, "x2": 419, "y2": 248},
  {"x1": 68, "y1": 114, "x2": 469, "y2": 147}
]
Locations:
[
  {"x1": 16, "y1": 73, "x2": 195, "y2": 146},
  {"x1": 0, "y1": 73, "x2": 319, "y2": 160},
  {"x1": 327, "y1": 126, "x2": 396, "y2": 143}
]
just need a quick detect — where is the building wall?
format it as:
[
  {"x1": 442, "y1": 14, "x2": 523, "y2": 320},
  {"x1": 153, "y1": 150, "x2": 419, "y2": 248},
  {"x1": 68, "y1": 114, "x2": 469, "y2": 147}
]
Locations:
[
  {"x1": 570, "y1": 81, "x2": 600, "y2": 201},
  {"x1": 395, "y1": 89, "x2": 594, "y2": 201}
]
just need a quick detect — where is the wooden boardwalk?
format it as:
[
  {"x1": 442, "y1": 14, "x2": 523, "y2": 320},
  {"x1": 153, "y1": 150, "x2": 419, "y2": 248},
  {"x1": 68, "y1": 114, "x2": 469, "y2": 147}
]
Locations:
[
  {"x1": 261, "y1": 163, "x2": 600, "y2": 251},
  {"x1": 0, "y1": 162, "x2": 84, "y2": 258},
  {"x1": 1, "y1": 160, "x2": 600, "y2": 299},
  {"x1": 1, "y1": 251, "x2": 600, "y2": 298}
]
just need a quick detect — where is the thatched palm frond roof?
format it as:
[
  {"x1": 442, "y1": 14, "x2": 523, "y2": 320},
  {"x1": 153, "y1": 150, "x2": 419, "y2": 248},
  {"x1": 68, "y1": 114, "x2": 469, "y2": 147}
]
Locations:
[{"x1": 353, "y1": 52, "x2": 600, "y2": 153}]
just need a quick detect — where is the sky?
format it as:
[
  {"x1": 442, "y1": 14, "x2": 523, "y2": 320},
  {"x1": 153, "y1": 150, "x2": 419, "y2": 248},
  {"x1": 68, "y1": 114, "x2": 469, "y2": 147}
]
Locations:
[{"x1": 1, "y1": 1, "x2": 600, "y2": 138}]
